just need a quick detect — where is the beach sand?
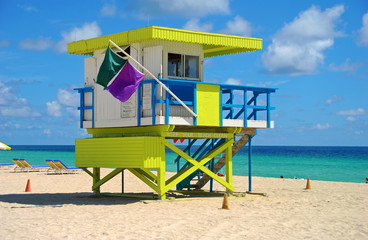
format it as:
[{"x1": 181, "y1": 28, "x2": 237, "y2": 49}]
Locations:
[{"x1": 0, "y1": 168, "x2": 367, "y2": 240}]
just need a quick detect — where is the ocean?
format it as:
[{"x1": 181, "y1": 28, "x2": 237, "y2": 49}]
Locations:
[{"x1": 1, "y1": 145, "x2": 367, "y2": 183}]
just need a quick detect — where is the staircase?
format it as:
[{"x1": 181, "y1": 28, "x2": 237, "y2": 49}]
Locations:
[
  {"x1": 192, "y1": 128, "x2": 255, "y2": 190},
  {"x1": 174, "y1": 128, "x2": 256, "y2": 191}
]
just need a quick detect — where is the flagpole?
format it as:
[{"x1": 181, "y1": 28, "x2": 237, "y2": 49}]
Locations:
[{"x1": 109, "y1": 40, "x2": 198, "y2": 118}]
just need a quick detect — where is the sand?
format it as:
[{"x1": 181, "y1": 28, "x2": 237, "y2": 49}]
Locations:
[{"x1": 0, "y1": 167, "x2": 367, "y2": 240}]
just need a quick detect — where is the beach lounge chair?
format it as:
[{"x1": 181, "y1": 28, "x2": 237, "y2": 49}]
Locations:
[
  {"x1": 45, "y1": 160, "x2": 62, "y2": 174},
  {"x1": 12, "y1": 159, "x2": 27, "y2": 172},
  {"x1": 53, "y1": 160, "x2": 80, "y2": 174},
  {"x1": 19, "y1": 159, "x2": 48, "y2": 172}
]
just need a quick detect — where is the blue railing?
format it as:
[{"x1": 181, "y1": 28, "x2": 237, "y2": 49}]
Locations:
[
  {"x1": 74, "y1": 87, "x2": 94, "y2": 128},
  {"x1": 74, "y1": 79, "x2": 276, "y2": 129},
  {"x1": 220, "y1": 84, "x2": 276, "y2": 128},
  {"x1": 137, "y1": 79, "x2": 197, "y2": 126},
  {"x1": 138, "y1": 78, "x2": 276, "y2": 128}
]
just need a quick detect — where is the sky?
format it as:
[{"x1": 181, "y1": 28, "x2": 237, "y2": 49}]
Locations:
[{"x1": 0, "y1": 0, "x2": 367, "y2": 146}]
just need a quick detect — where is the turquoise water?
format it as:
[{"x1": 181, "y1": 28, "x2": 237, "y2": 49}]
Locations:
[{"x1": 1, "y1": 145, "x2": 367, "y2": 183}]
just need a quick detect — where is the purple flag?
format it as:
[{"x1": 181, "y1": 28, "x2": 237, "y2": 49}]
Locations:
[{"x1": 107, "y1": 61, "x2": 145, "y2": 102}]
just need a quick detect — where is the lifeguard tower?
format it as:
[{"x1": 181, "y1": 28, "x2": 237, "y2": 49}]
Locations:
[{"x1": 68, "y1": 26, "x2": 276, "y2": 200}]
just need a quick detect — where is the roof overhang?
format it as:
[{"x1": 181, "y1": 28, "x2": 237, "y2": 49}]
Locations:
[{"x1": 67, "y1": 26, "x2": 262, "y2": 58}]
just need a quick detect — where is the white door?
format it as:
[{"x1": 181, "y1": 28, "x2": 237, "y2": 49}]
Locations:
[{"x1": 143, "y1": 46, "x2": 163, "y2": 80}]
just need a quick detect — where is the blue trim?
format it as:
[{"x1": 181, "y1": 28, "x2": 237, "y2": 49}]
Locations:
[
  {"x1": 254, "y1": 93, "x2": 257, "y2": 120},
  {"x1": 193, "y1": 83, "x2": 197, "y2": 126},
  {"x1": 137, "y1": 83, "x2": 142, "y2": 126},
  {"x1": 74, "y1": 87, "x2": 94, "y2": 128},
  {"x1": 248, "y1": 136, "x2": 252, "y2": 192},
  {"x1": 152, "y1": 82, "x2": 156, "y2": 125},
  {"x1": 223, "y1": 104, "x2": 244, "y2": 108},
  {"x1": 244, "y1": 90, "x2": 247, "y2": 127},
  {"x1": 220, "y1": 86, "x2": 223, "y2": 126},
  {"x1": 165, "y1": 83, "x2": 170, "y2": 125}
]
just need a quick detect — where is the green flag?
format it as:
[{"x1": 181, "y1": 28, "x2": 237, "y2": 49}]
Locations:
[{"x1": 96, "y1": 47, "x2": 127, "y2": 88}]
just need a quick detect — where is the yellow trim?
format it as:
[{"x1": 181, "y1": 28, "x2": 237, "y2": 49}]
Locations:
[
  {"x1": 75, "y1": 137, "x2": 163, "y2": 169},
  {"x1": 196, "y1": 84, "x2": 220, "y2": 126},
  {"x1": 68, "y1": 26, "x2": 262, "y2": 57}
]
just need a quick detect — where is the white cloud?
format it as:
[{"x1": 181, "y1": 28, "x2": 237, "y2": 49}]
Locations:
[
  {"x1": 17, "y1": 4, "x2": 38, "y2": 12},
  {"x1": 225, "y1": 78, "x2": 242, "y2": 85},
  {"x1": 357, "y1": 11, "x2": 368, "y2": 46},
  {"x1": 47, "y1": 88, "x2": 80, "y2": 118},
  {"x1": 336, "y1": 108, "x2": 366, "y2": 116},
  {"x1": 0, "y1": 122, "x2": 12, "y2": 130},
  {"x1": 346, "y1": 116, "x2": 356, "y2": 122},
  {"x1": 46, "y1": 101, "x2": 62, "y2": 117},
  {"x1": 57, "y1": 89, "x2": 79, "y2": 107},
  {"x1": 130, "y1": 0, "x2": 230, "y2": 18},
  {"x1": 0, "y1": 40, "x2": 10, "y2": 48},
  {"x1": 325, "y1": 95, "x2": 342, "y2": 105},
  {"x1": 43, "y1": 129, "x2": 51, "y2": 135},
  {"x1": 66, "y1": 107, "x2": 80, "y2": 118},
  {"x1": 19, "y1": 36, "x2": 53, "y2": 51},
  {"x1": 0, "y1": 106, "x2": 40, "y2": 117},
  {"x1": 101, "y1": 4, "x2": 116, "y2": 17},
  {"x1": 55, "y1": 22, "x2": 102, "y2": 53},
  {"x1": 262, "y1": 5, "x2": 344, "y2": 76},
  {"x1": 220, "y1": 15, "x2": 253, "y2": 36},
  {"x1": 0, "y1": 81, "x2": 40, "y2": 117},
  {"x1": 183, "y1": 19, "x2": 213, "y2": 32},
  {"x1": 327, "y1": 58, "x2": 362, "y2": 73},
  {"x1": 312, "y1": 123, "x2": 332, "y2": 130}
]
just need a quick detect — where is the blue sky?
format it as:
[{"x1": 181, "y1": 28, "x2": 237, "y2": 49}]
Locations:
[{"x1": 0, "y1": 0, "x2": 367, "y2": 146}]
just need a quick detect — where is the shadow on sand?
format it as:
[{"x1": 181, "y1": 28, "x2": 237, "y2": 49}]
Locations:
[{"x1": 0, "y1": 192, "x2": 144, "y2": 206}]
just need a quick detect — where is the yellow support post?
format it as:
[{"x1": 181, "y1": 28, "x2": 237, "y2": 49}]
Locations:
[
  {"x1": 93, "y1": 167, "x2": 101, "y2": 196},
  {"x1": 157, "y1": 142, "x2": 166, "y2": 200},
  {"x1": 225, "y1": 137, "x2": 233, "y2": 193}
]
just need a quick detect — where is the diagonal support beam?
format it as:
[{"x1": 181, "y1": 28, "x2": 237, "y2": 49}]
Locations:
[
  {"x1": 128, "y1": 168, "x2": 159, "y2": 193},
  {"x1": 163, "y1": 138, "x2": 234, "y2": 193},
  {"x1": 134, "y1": 168, "x2": 158, "y2": 183},
  {"x1": 82, "y1": 167, "x2": 94, "y2": 178},
  {"x1": 92, "y1": 168, "x2": 123, "y2": 191}
]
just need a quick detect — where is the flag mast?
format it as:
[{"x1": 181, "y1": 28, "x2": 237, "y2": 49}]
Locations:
[{"x1": 109, "y1": 39, "x2": 198, "y2": 118}]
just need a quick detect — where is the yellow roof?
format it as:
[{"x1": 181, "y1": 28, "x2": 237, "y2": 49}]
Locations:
[{"x1": 67, "y1": 26, "x2": 262, "y2": 58}]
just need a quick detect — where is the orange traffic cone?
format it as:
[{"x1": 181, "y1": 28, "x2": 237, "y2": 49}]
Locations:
[
  {"x1": 25, "y1": 179, "x2": 31, "y2": 192},
  {"x1": 305, "y1": 177, "x2": 311, "y2": 190},
  {"x1": 222, "y1": 193, "x2": 230, "y2": 210}
]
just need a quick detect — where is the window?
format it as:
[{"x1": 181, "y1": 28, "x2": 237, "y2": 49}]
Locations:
[
  {"x1": 168, "y1": 53, "x2": 182, "y2": 77},
  {"x1": 168, "y1": 53, "x2": 199, "y2": 79},
  {"x1": 185, "y1": 55, "x2": 199, "y2": 78}
]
